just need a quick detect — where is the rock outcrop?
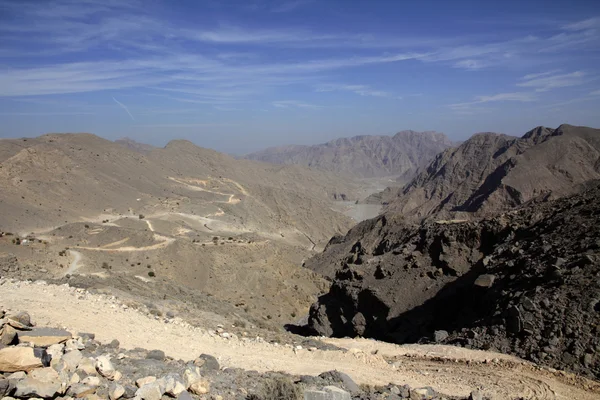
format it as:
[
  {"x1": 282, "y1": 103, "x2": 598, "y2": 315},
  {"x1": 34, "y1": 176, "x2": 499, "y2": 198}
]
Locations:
[{"x1": 306, "y1": 181, "x2": 600, "y2": 379}]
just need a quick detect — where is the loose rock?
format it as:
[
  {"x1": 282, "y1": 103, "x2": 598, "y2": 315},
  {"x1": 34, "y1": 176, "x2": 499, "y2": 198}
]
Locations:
[
  {"x1": 14, "y1": 377, "x2": 61, "y2": 399},
  {"x1": 109, "y1": 382, "x2": 125, "y2": 400},
  {"x1": 95, "y1": 355, "x2": 118, "y2": 380},
  {"x1": 0, "y1": 346, "x2": 44, "y2": 372}
]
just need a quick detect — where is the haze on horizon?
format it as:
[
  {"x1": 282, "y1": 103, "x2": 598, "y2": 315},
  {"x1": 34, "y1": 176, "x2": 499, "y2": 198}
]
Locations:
[{"x1": 1, "y1": 0, "x2": 599, "y2": 154}]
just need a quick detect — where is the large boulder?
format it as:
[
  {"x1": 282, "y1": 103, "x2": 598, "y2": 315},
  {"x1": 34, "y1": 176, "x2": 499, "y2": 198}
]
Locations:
[
  {"x1": 194, "y1": 354, "x2": 220, "y2": 372},
  {"x1": 7, "y1": 311, "x2": 32, "y2": 328},
  {"x1": 318, "y1": 371, "x2": 359, "y2": 394},
  {"x1": 109, "y1": 382, "x2": 125, "y2": 400},
  {"x1": 0, "y1": 347, "x2": 45, "y2": 372}
]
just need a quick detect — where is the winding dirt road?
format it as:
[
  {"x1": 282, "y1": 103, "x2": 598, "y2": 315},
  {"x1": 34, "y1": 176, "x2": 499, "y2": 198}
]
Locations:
[
  {"x1": 1, "y1": 280, "x2": 598, "y2": 400},
  {"x1": 75, "y1": 234, "x2": 175, "y2": 252},
  {"x1": 168, "y1": 176, "x2": 244, "y2": 204}
]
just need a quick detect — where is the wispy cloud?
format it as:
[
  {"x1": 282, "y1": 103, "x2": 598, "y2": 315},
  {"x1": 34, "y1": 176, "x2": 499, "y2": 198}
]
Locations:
[
  {"x1": 517, "y1": 71, "x2": 586, "y2": 92},
  {"x1": 475, "y1": 92, "x2": 537, "y2": 102},
  {"x1": 591, "y1": 89, "x2": 600, "y2": 96},
  {"x1": 1, "y1": 0, "x2": 599, "y2": 128},
  {"x1": 448, "y1": 92, "x2": 537, "y2": 111},
  {"x1": 452, "y1": 59, "x2": 489, "y2": 70},
  {"x1": 271, "y1": 0, "x2": 313, "y2": 13},
  {"x1": 213, "y1": 106, "x2": 240, "y2": 111},
  {"x1": 272, "y1": 100, "x2": 323, "y2": 109},
  {"x1": 0, "y1": 111, "x2": 95, "y2": 116},
  {"x1": 181, "y1": 27, "x2": 340, "y2": 45},
  {"x1": 537, "y1": 96, "x2": 597, "y2": 109},
  {"x1": 316, "y1": 84, "x2": 399, "y2": 98},
  {"x1": 522, "y1": 70, "x2": 561, "y2": 80},
  {"x1": 112, "y1": 97, "x2": 135, "y2": 121},
  {"x1": 137, "y1": 108, "x2": 199, "y2": 115},
  {"x1": 563, "y1": 17, "x2": 600, "y2": 31}
]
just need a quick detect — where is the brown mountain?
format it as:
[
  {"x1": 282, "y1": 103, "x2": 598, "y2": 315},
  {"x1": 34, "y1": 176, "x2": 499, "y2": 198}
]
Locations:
[
  {"x1": 245, "y1": 130, "x2": 454, "y2": 180},
  {"x1": 114, "y1": 137, "x2": 156, "y2": 154},
  {"x1": 0, "y1": 133, "x2": 361, "y2": 326},
  {"x1": 385, "y1": 124, "x2": 600, "y2": 221},
  {"x1": 0, "y1": 133, "x2": 356, "y2": 243}
]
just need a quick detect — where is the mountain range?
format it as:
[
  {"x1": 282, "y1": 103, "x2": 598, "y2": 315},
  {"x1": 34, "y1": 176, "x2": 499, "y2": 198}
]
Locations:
[
  {"x1": 0, "y1": 133, "x2": 356, "y2": 243},
  {"x1": 376, "y1": 124, "x2": 600, "y2": 221},
  {"x1": 245, "y1": 130, "x2": 454, "y2": 180}
]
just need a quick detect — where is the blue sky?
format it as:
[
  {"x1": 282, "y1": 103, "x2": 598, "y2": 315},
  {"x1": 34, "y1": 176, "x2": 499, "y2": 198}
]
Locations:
[{"x1": 1, "y1": 0, "x2": 599, "y2": 154}]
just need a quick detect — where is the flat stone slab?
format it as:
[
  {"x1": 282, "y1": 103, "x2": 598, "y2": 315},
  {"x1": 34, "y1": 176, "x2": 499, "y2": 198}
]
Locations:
[
  {"x1": 0, "y1": 347, "x2": 43, "y2": 372},
  {"x1": 18, "y1": 327, "x2": 72, "y2": 346}
]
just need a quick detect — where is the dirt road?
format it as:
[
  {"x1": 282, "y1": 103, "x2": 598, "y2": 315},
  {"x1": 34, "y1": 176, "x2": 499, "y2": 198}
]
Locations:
[{"x1": 1, "y1": 280, "x2": 598, "y2": 400}]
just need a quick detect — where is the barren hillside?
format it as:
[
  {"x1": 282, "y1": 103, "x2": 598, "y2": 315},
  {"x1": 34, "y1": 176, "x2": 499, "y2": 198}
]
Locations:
[
  {"x1": 0, "y1": 133, "x2": 360, "y2": 327},
  {"x1": 385, "y1": 124, "x2": 600, "y2": 221}
]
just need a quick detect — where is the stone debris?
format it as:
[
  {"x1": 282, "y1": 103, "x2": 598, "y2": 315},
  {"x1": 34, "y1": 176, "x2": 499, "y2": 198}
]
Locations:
[
  {"x1": 108, "y1": 382, "x2": 125, "y2": 400},
  {"x1": 95, "y1": 355, "x2": 117, "y2": 380},
  {"x1": 473, "y1": 274, "x2": 495, "y2": 288},
  {"x1": 135, "y1": 376, "x2": 157, "y2": 387},
  {"x1": 62, "y1": 350, "x2": 83, "y2": 372},
  {"x1": 0, "y1": 307, "x2": 480, "y2": 400}
]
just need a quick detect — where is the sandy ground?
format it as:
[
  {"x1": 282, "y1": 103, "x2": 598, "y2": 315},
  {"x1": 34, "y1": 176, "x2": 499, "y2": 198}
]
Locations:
[{"x1": 1, "y1": 280, "x2": 599, "y2": 400}]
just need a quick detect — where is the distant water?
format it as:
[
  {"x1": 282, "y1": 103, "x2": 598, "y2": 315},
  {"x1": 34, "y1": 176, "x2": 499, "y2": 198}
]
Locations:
[{"x1": 332, "y1": 201, "x2": 382, "y2": 222}]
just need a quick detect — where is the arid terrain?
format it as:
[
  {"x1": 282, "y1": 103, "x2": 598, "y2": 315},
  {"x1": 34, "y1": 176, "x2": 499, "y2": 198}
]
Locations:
[
  {"x1": 2, "y1": 281, "x2": 600, "y2": 399},
  {"x1": 1, "y1": 127, "x2": 600, "y2": 399},
  {"x1": 379, "y1": 124, "x2": 600, "y2": 221},
  {"x1": 0, "y1": 133, "x2": 363, "y2": 327}
]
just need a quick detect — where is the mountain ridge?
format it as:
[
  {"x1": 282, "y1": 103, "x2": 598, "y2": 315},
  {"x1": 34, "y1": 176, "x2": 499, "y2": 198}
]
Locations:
[
  {"x1": 382, "y1": 124, "x2": 600, "y2": 220},
  {"x1": 245, "y1": 130, "x2": 454, "y2": 179}
]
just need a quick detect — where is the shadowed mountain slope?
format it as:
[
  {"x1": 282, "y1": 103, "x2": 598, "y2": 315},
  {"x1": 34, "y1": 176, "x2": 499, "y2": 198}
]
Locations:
[
  {"x1": 305, "y1": 181, "x2": 600, "y2": 379},
  {"x1": 384, "y1": 124, "x2": 600, "y2": 221}
]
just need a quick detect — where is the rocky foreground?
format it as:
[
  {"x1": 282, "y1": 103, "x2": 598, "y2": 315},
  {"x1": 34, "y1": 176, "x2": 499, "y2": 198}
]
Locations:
[{"x1": 0, "y1": 307, "x2": 482, "y2": 400}]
